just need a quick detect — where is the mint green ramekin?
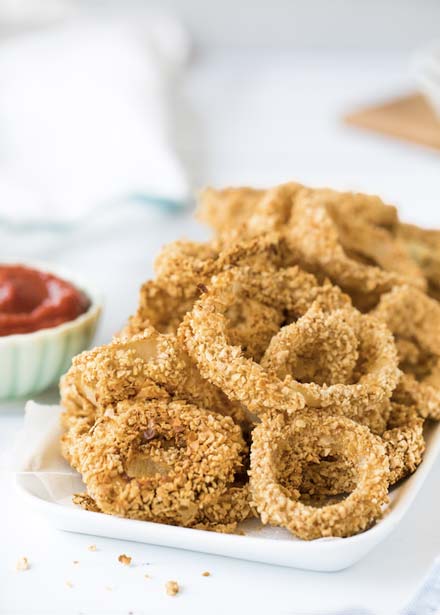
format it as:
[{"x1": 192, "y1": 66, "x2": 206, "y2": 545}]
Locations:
[{"x1": 0, "y1": 262, "x2": 101, "y2": 400}]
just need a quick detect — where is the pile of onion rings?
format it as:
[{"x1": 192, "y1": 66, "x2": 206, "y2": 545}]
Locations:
[{"x1": 61, "y1": 180, "x2": 440, "y2": 539}]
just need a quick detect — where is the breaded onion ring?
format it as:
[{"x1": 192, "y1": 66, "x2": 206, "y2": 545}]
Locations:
[
  {"x1": 261, "y1": 304, "x2": 398, "y2": 433},
  {"x1": 181, "y1": 266, "x2": 399, "y2": 429},
  {"x1": 180, "y1": 265, "x2": 350, "y2": 415},
  {"x1": 382, "y1": 403, "x2": 425, "y2": 485},
  {"x1": 300, "y1": 402, "x2": 425, "y2": 495},
  {"x1": 288, "y1": 191, "x2": 425, "y2": 310},
  {"x1": 373, "y1": 285, "x2": 440, "y2": 420},
  {"x1": 194, "y1": 483, "x2": 254, "y2": 533},
  {"x1": 198, "y1": 183, "x2": 399, "y2": 241},
  {"x1": 198, "y1": 186, "x2": 265, "y2": 235},
  {"x1": 249, "y1": 411, "x2": 390, "y2": 539},
  {"x1": 198, "y1": 183, "x2": 425, "y2": 310},
  {"x1": 261, "y1": 306, "x2": 359, "y2": 386},
  {"x1": 60, "y1": 327, "x2": 249, "y2": 454},
  {"x1": 398, "y1": 222, "x2": 440, "y2": 300},
  {"x1": 72, "y1": 483, "x2": 253, "y2": 534},
  {"x1": 69, "y1": 398, "x2": 248, "y2": 528},
  {"x1": 122, "y1": 234, "x2": 290, "y2": 343}
]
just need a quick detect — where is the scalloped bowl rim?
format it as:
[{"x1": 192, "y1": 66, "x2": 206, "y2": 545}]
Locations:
[{"x1": 0, "y1": 258, "x2": 102, "y2": 346}]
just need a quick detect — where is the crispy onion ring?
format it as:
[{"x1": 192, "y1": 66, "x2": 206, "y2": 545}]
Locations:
[
  {"x1": 382, "y1": 403, "x2": 425, "y2": 485},
  {"x1": 198, "y1": 186, "x2": 266, "y2": 235},
  {"x1": 181, "y1": 266, "x2": 399, "y2": 428},
  {"x1": 198, "y1": 183, "x2": 425, "y2": 309},
  {"x1": 68, "y1": 398, "x2": 249, "y2": 529},
  {"x1": 299, "y1": 402, "x2": 424, "y2": 495},
  {"x1": 60, "y1": 327, "x2": 249, "y2": 451},
  {"x1": 288, "y1": 191, "x2": 425, "y2": 310},
  {"x1": 249, "y1": 411, "x2": 389, "y2": 539},
  {"x1": 198, "y1": 183, "x2": 399, "y2": 240},
  {"x1": 72, "y1": 484, "x2": 253, "y2": 533},
  {"x1": 261, "y1": 304, "x2": 398, "y2": 433},
  {"x1": 194, "y1": 483, "x2": 254, "y2": 532},
  {"x1": 122, "y1": 234, "x2": 290, "y2": 343},
  {"x1": 373, "y1": 285, "x2": 440, "y2": 419},
  {"x1": 398, "y1": 223, "x2": 440, "y2": 300},
  {"x1": 261, "y1": 305, "x2": 359, "y2": 385},
  {"x1": 180, "y1": 265, "x2": 349, "y2": 415}
]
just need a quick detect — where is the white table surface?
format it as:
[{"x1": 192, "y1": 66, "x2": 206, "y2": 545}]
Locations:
[{"x1": 1, "y1": 48, "x2": 440, "y2": 615}]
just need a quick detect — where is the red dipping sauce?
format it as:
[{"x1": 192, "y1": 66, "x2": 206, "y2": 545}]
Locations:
[{"x1": 0, "y1": 265, "x2": 90, "y2": 336}]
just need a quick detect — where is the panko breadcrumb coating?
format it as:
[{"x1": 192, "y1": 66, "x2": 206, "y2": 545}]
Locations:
[
  {"x1": 60, "y1": 326, "x2": 248, "y2": 441},
  {"x1": 122, "y1": 233, "x2": 290, "y2": 340},
  {"x1": 68, "y1": 398, "x2": 249, "y2": 529},
  {"x1": 261, "y1": 305, "x2": 360, "y2": 386},
  {"x1": 61, "y1": 179, "x2": 439, "y2": 540},
  {"x1": 287, "y1": 191, "x2": 425, "y2": 310},
  {"x1": 299, "y1": 401, "x2": 425, "y2": 496},
  {"x1": 398, "y1": 223, "x2": 440, "y2": 300},
  {"x1": 180, "y1": 266, "x2": 399, "y2": 432},
  {"x1": 250, "y1": 411, "x2": 390, "y2": 540},
  {"x1": 373, "y1": 285, "x2": 440, "y2": 419},
  {"x1": 261, "y1": 303, "x2": 399, "y2": 433},
  {"x1": 198, "y1": 186, "x2": 265, "y2": 234},
  {"x1": 198, "y1": 183, "x2": 425, "y2": 310},
  {"x1": 382, "y1": 403, "x2": 425, "y2": 485}
]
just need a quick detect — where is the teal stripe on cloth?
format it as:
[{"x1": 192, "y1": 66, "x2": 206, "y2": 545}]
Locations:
[{"x1": 0, "y1": 192, "x2": 188, "y2": 233}]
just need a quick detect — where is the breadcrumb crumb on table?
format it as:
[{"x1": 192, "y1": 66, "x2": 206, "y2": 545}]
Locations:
[
  {"x1": 118, "y1": 554, "x2": 132, "y2": 566},
  {"x1": 16, "y1": 557, "x2": 29, "y2": 572},
  {"x1": 87, "y1": 545, "x2": 97, "y2": 552},
  {"x1": 165, "y1": 580, "x2": 180, "y2": 596},
  {"x1": 202, "y1": 571, "x2": 211, "y2": 577}
]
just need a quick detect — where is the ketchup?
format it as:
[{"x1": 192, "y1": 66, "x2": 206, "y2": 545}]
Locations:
[{"x1": 0, "y1": 265, "x2": 90, "y2": 336}]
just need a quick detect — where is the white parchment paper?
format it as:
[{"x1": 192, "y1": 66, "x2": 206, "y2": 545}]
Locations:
[{"x1": 4, "y1": 401, "x2": 84, "y2": 502}]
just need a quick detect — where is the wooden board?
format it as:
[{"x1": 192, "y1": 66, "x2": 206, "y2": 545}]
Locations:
[{"x1": 344, "y1": 93, "x2": 440, "y2": 150}]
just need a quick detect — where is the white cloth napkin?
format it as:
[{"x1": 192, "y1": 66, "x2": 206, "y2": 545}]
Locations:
[{"x1": 0, "y1": 13, "x2": 190, "y2": 227}]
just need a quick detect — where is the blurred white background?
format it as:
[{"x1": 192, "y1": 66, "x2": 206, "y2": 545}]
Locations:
[
  {"x1": 1, "y1": 2, "x2": 440, "y2": 614},
  {"x1": 3, "y1": 0, "x2": 438, "y2": 50}
]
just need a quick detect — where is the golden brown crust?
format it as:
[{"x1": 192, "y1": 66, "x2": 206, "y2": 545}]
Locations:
[
  {"x1": 121, "y1": 233, "x2": 290, "y2": 338},
  {"x1": 261, "y1": 304, "x2": 399, "y2": 433},
  {"x1": 398, "y1": 222, "x2": 440, "y2": 298},
  {"x1": 60, "y1": 327, "x2": 250, "y2": 453},
  {"x1": 382, "y1": 403, "x2": 425, "y2": 485},
  {"x1": 180, "y1": 266, "x2": 399, "y2": 431},
  {"x1": 69, "y1": 398, "x2": 248, "y2": 529},
  {"x1": 287, "y1": 191, "x2": 425, "y2": 310},
  {"x1": 198, "y1": 183, "x2": 425, "y2": 309},
  {"x1": 373, "y1": 285, "x2": 440, "y2": 419},
  {"x1": 61, "y1": 180, "x2": 438, "y2": 540},
  {"x1": 197, "y1": 186, "x2": 266, "y2": 234},
  {"x1": 249, "y1": 411, "x2": 390, "y2": 540}
]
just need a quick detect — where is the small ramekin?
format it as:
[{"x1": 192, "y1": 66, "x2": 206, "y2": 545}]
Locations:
[{"x1": 0, "y1": 260, "x2": 102, "y2": 401}]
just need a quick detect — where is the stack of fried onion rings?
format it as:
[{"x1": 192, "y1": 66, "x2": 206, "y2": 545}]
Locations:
[
  {"x1": 61, "y1": 180, "x2": 440, "y2": 540},
  {"x1": 180, "y1": 265, "x2": 399, "y2": 432}
]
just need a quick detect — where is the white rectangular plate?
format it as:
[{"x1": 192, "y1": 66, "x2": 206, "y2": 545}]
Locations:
[{"x1": 14, "y1": 413, "x2": 440, "y2": 572}]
